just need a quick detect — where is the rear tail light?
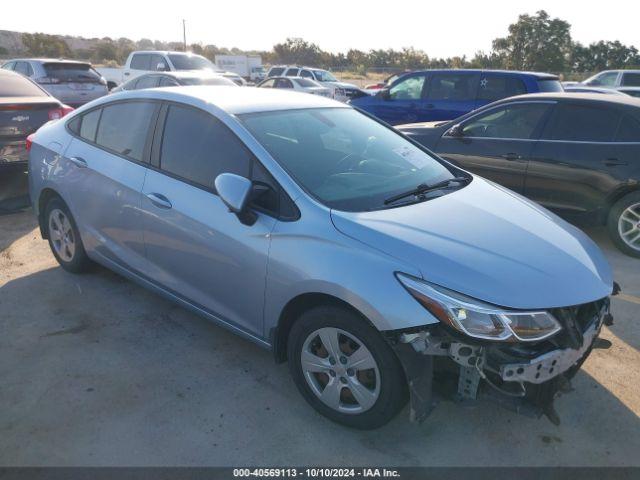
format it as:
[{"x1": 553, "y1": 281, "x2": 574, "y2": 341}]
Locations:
[
  {"x1": 26, "y1": 134, "x2": 35, "y2": 152},
  {"x1": 48, "y1": 105, "x2": 74, "y2": 120}
]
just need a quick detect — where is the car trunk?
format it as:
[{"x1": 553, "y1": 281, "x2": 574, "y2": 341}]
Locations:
[
  {"x1": 40, "y1": 62, "x2": 106, "y2": 106},
  {"x1": 0, "y1": 97, "x2": 60, "y2": 164}
]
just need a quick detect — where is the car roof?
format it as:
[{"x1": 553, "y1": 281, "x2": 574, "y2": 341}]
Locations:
[
  {"x1": 104, "y1": 85, "x2": 345, "y2": 114},
  {"x1": 8, "y1": 58, "x2": 91, "y2": 65},
  {"x1": 141, "y1": 71, "x2": 225, "y2": 79},
  {"x1": 506, "y1": 92, "x2": 640, "y2": 107},
  {"x1": 409, "y1": 69, "x2": 558, "y2": 79}
]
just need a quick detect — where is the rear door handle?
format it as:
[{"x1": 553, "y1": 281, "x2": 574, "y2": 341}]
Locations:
[
  {"x1": 146, "y1": 193, "x2": 172, "y2": 209},
  {"x1": 500, "y1": 153, "x2": 522, "y2": 161},
  {"x1": 603, "y1": 158, "x2": 628, "y2": 166},
  {"x1": 69, "y1": 156, "x2": 87, "y2": 168}
]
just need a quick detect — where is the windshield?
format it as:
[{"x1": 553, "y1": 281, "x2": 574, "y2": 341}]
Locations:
[
  {"x1": 181, "y1": 76, "x2": 236, "y2": 86},
  {"x1": 43, "y1": 63, "x2": 102, "y2": 83},
  {"x1": 313, "y1": 70, "x2": 337, "y2": 82},
  {"x1": 0, "y1": 74, "x2": 47, "y2": 97},
  {"x1": 239, "y1": 108, "x2": 456, "y2": 211},
  {"x1": 168, "y1": 54, "x2": 214, "y2": 71}
]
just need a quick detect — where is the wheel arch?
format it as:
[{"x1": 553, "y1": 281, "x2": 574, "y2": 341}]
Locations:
[
  {"x1": 271, "y1": 292, "x2": 374, "y2": 363},
  {"x1": 604, "y1": 184, "x2": 640, "y2": 222},
  {"x1": 37, "y1": 188, "x2": 65, "y2": 239}
]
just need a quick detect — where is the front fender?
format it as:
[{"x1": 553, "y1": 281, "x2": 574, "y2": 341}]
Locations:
[{"x1": 263, "y1": 205, "x2": 439, "y2": 337}]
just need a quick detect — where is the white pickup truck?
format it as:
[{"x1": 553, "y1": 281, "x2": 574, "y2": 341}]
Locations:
[{"x1": 97, "y1": 51, "x2": 246, "y2": 90}]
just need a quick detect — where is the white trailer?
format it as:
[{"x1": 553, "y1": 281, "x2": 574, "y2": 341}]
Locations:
[{"x1": 215, "y1": 55, "x2": 265, "y2": 82}]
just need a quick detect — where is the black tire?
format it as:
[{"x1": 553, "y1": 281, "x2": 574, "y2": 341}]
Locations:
[
  {"x1": 607, "y1": 191, "x2": 640, "y2": 258},
  {"x1": 44, "y1": 197, "x2": 93, "y2": 273},
  {"x1": 288, "y1": 305, "x2": 407, "y2": 429}
]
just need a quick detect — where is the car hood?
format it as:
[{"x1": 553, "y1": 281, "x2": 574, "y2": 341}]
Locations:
[
  {"x1": 330, "y1": 177, "x2": 613, "y2": 310},
  {"x1": 325, "y1": 81, "x2": 359, "y2": 89}
]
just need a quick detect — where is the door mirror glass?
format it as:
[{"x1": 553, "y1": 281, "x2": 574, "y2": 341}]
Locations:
[
  {"x1": 445, "y1": 124, "x2": 463, "y2": 137},
  {"x1": 377, "y1": 88, "x2": 390, "y2": 100},
  {"x1": 215, "y1": 173, "x2": 257, "y2": 225}
]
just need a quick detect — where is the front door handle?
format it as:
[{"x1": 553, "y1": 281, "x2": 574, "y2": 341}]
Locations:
[
  {"x1": 500, "y1": 153, "x2": 522, "y2": 161},
  {"x1": 69, "y1": 156, "x2": 87, "y2": 168},
  {"x1": 146, "y1": 193, "x2": 172, "y2": 209},
  {"x1": 603, "y1": 158, "x2": 628, "y2": 166}
]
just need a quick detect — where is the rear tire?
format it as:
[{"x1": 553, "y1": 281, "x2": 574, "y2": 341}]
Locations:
[
  {"x1": 287, "y1": 305, "x2": 407, "y2": 429},
  {"x1": 607, "y1": 191, "x2": 640, "y2": 258},
  {"x1": 44, "y1": 197, "x2": 93, "y2": 273}
]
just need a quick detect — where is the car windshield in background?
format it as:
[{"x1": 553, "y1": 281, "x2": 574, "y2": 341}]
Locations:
[
  {"x1": 168, "y1": 54, "x2": 214, "y2": 70},
  {"x1": 43, "y1": 63, "x2": 102, "y2": 83},
  {"x1": 0, "y1": 75, "x2": 47, "y2": 97},
  {"x1": 240, "y1": 108, "x2": 456, "y2": 212},
  {"x1": 537, "y1": 79, "x2": 563, "y2": 92},
  {"x1": 293, "y1": 78, "x2": 319, "y2": 88},
  {"x1": 313, "y1": 70, "x2": 338, "y2": 82},
  {"x1": 181, "y1": 77, "x2": 235, "y2": 86}
]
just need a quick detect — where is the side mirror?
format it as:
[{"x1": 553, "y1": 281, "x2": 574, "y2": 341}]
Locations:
[
  {"x1": 214, "y1": 173, "x2": 257, "y2": 226},
  {"x1": 377, "y1": 88, "x2": 391, "y2": 100},
  {"x1": 445, "y1": 124, "x2": 464, "y2": 138}
]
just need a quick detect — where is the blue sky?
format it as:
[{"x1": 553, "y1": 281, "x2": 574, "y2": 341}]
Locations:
[{"x1": 4, "y1": 0, "x2": 639, "y2": 57}]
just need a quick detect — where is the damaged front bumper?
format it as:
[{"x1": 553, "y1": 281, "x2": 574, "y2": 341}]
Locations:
[{"x1": 387, "y1": 297, "x2": 613, "y2": 424}]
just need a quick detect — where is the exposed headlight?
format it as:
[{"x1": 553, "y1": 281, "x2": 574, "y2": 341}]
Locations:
[{"x1": 396, "y1": 273, "x2": 562, "y2": 342}]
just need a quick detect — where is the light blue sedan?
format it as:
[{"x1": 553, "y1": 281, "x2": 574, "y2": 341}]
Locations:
[{"x1": 28, "y1": 86, "x2": 614, "y2": 429}]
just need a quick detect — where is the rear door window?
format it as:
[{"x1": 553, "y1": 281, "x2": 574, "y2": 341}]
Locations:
[
  {"x1": 622, "y1": 73, "x2": 640, "y2": 87},
  {"x1": 135, "y1": 75, "x2": 160, "y2": 89},
  {"x1": 426, "y1": 73, "x2": 477, "y2": 101},
  {"x1": 285, "y1": 68, "x2": 299, "y2": 77},
  {"x1": 259, "y1": 78, "x2": 276, "y2": 88},
  {"x1": 300, "y1": 70, "x2": 314, "y2": 79},
  {"x1": 159, "y1": 104, "x2": 251, "y2": 189},
  {"x1": 275, "y1": 78, "x2": 294, "y2": 89},
  {"x1": 477, "y1": 75, "x2": 526, "y2": 102},
  {"x1": 95, "y1": 101, "x2": 156, "y2": 161},
  {"x1": 616, "y1": 114, "x2": 640, "y2": 142},
  {"x1": 462, "y1": 103, "x2": 551, "y2": 139},
  {"x1": 545, "y1": 103, "x2": 621, "y2": 142},
  {"x1": 159, "y1": 76, "x2": 179, "y2": 87},
  {"x1": 130, "y1": 54, "x2": 151, "y2": 70},
  {"x1": 14, "y1": 61, "x2": 33, "y2": 76},
  {"x1": 269, "y1": 67, "x2": 284, "y2": 77},
  {"x1": 1, "y1": 62, "x2": 16, "y2": 71}
]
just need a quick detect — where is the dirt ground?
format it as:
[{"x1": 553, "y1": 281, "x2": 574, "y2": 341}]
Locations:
[{"x1": 0, "y1": 170, "x2": 639, "y2": 466}]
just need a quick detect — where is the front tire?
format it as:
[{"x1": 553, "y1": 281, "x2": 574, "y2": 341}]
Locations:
[
  {"x1": 607, "y1": 191, "x2": 640, "y2": 258},
  {"x1": 288, "y1": 305, "x2": 407, "y2": 429},
  {"x1": 44, "y1": 197, "x2": 93, "y2": 273}
]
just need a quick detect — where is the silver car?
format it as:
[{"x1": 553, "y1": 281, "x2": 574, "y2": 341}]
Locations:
[
  {"x1": 1, "y1": 58, "x2": 108, "y2": 107},
  {"x1": 28, "y1": 86, "x2": 614, "y2": 429}
]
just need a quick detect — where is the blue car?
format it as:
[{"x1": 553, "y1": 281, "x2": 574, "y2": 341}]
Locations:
[{"x1": 350, "y1": 69, "x2": 563, "y2": 125}]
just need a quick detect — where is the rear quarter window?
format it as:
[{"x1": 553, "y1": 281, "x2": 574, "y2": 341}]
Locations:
[
  {"x1": 537, "y1": 79, "x2": 563, "y2": 92},
  {"x1": 616, "y1": 114, "x2": 640, "y2": 142}
]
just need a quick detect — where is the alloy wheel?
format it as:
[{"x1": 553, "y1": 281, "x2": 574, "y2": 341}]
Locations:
[
  {"x1": 618, "y1": 202, "x2": 640, "y2": 252},
  {"x1": 49, "y1": 208, "x2": 76, "y2": 262},
  {"x1": 300, "y1": 327, "x2": 381, "y2": 414}
]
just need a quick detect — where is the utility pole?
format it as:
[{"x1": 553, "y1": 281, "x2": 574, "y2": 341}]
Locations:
[{"x1": 183, "y1": 19, "x2": 187, "y2": 51}]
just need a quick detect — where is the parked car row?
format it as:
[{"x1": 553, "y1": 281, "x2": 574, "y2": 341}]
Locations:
[
  {"x1": 0, "y1": 69, "x2": 73, "y2": 169},
  {"x1": 265, "y1": 65, "x2": 365, "y2": 102},
  {"x1": 397, "y1": 93, "x2": 640, "y2": 257},
  {"x1": 27, "y1": 86, "x2": 617, "y2": 429}
]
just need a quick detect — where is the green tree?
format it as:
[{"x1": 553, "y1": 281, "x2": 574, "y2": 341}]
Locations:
[
  {"x1": 272, "y1": 38, "x2": 323, "y2": 66},
  {"x1": 572, "y1": 41, "x2": 640, "y2": 72},
  {"x1": 492, "y1": 10, "x2": 572, "y2": 72},
  {"x1": 22, "y1": 33, "x2": 71, "y2": 58}
]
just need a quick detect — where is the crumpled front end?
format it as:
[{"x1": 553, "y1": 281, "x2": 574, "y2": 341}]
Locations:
[{"x1": 386, "y1": 296, "x2": 614, "y2": 424}]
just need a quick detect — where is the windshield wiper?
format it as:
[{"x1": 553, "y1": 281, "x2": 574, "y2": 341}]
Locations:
[{"x1": 383, "y1": 177, "x2": 470, "y2": 205}]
